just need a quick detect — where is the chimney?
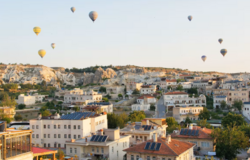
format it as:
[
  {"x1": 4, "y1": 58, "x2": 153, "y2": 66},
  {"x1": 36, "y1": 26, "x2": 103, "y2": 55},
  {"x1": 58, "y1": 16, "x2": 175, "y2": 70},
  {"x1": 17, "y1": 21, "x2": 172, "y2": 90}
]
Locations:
[
  {"x1": 166, "y1": 135, "x2": 171, "y2": 144},
  {"x1": 100, "y1": 129, "x2": 103, "y2": 135},
  {"x1": 85, "y1": 138, "x2": 87, "y2": 142},
  {"x1": 146, "y1": 120, "x2": 149, "y2": 125},
  {"x1": 153, "y1": 133, "x2": 157, "y2": 142},
  {"x1": 189, "y1": 124, "x2": 193, "y2": 130}
]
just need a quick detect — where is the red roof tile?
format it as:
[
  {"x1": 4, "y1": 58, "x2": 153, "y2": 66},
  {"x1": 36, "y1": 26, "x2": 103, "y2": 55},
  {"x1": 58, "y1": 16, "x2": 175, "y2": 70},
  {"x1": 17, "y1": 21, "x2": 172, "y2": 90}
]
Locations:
[
  {"x1": 123, "y1": 137, "x2": 194, "y2": 156},
  {"x1": 83, "y1": 105, "x2": 100, "y2": 110},
  {"x1": 137, "y1": 94, "x2": 155, "y2": 99},
  {"x1": 164, "y1": 91, "x2": 188, "y2": 95},
  {"x1": 32, "y1": 147, "x2": 57, "y2": 154},
  {"x1": 166, "y1": 79, "x2": 177, "y2": 82}
]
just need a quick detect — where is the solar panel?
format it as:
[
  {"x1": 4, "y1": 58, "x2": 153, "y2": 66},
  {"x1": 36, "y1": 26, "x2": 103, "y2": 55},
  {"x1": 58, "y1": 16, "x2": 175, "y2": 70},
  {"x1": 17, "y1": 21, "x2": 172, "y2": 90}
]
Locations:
[
  {"x1": 191, "y1": 130, "x2": 195, "y2": 136},
  {"x1": 148, "y1": 125, "x2": 152, "y2": 130},
  {"x1": 101, "y1": 136, "x2": 108, "y2": 142},
  {"x1": 195, "y1": 130, "x2": 199, "y2": 136},
  {"x1": 144, "y1": 125, "x2": 148, "y2": 130},
  {"x1": 94, "y1": 135, "x2": 100, "y2": 141},
  {"x1": 90, "y1": 135, "x2": 96, "y2": 141},
  {"x1": 150, "y1": 142, "x2": 156, "y2": 150},
  {"x1": 155, "y1": 143, "x2": 161, "y2": 151},
  {"x1": 97, "y1": 136, "x2": 103, "y2": 142},
  {"x1": 180, "y1": 129, "x2": 184, "y2": 135},
  {"x1": 142, "y1": 125, "x2": 146, "y2": 128},
  {"x1": 188, "y1": 130, "x2": 192, "y2": 136},
  {"x1": 144, "y1": 142, "x2": 151, "y2": 150},
  {"x1": 183, "y1": 129, "x2": 188, "y2": 135},
  {"x1": 135, "y1": 125, "x2": 141, "y2": 130}
]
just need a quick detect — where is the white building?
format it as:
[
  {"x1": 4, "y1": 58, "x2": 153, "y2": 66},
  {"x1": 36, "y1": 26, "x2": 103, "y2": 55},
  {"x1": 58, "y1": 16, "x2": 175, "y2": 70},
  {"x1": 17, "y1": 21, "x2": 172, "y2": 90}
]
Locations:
[
  {"x1": 191, "y1": 81, "x2": 208, "y2": 94},
  {"x1": 137, "y1": 95, "x2": 157, "y2": 104},
  {"x1": 243, "y1": 102, "x2": 250, "y2": 120},
  {"x1": 131, "y1": 103, "x2": 150, "y2": 111},
  {"x1": 163, "y1": 91, "x2": 206, "y2": 112},
  {"x1": 30, "y1": 112, "x2": 108, "y2": 148},
  {"x1": 33, "y1": 93, "x2": 46, "y2": 103},
  {"x1": 106, "y1": 86, "x2": 124, "y2": 94},
  {"x1": 17, "y1": 94, "x2": 35, "y2": 105},
  {"x1": 213, "y1": 95, "x2": 227, "y2": 109},
  {"x1": 173, "y1": 106, "x2": 204, "y2": 123},
  {"x1": 178, "y1": 82, "x2": 192, "y2": 89},
  {"x1": 64, "y1": 89, "x2": 102, "y2": 104},
  {"x1": 66, "y1": 128, "x2": 130, "y2": 160},
  {"x1": 140, "y1": 85, "x2": 157, "y2": 95}
]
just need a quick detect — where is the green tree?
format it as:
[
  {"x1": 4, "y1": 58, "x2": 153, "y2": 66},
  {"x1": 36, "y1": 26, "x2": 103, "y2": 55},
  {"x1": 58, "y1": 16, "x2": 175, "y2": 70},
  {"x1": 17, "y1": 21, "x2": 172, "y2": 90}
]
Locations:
[
  {"x1": 166, "y1": 117, "x2": 180, "y2": 133},
  {"x1": 2, "y1": 117, "x2": 11, "y2": 123},
  {"x1": 0, "y1": 94, "x2": 17, "y2": 108},
  {"x1": 18, "y1": 104, "x2": 26, "y2": 110},
  {"x1": 14, "y1": 114, "x2": 23, "y2": 121},
  {"x1": 118, "y1": 94, "x2": 123, "y2": 99},
  {"x1": 73, "y1": 105, "x2": 80, "y2": 112},
  {"x1": 107, "y1": 113, "x2": 128, "y2": 129},
  {"x1": 184, "y1": 116, "x2": 192, "y2": 126},
  {"x1": 220, "y1": 100, "x2": 227, "y2": 110},
  {"x1": 221, "y1": 112, "x2": 246, "y2": 128},
  {"x1": 105, "y1": 94, "x2": 111, "y2": 99},
  {"x1": 41, "y1": 110, "x2": 51, "y2": 117},
  {"x1": 198, "y1": 108, "x2": 210, "y2": 120},
  {"x1": 102, "y1": 97, "x2": 109, "y2": 102},
  {"x1": 57, "y1": 149, "x2": 65, "y2": 160},
  {"x1": 150, "y1": 104, "x2": 155, "y2": 111},
  {"x1": 167, "y1": 86, "x2": 172, "y2": 90},
  {"x1": 232, "y1": 100, "x2": 243, "y2": 112},
  {"x1": 187, "y1": 88, "x2": 198, "y2": 95},
  {"x1": 176, "y1": 84, "x2": 183, "y2": 91},
  {"x1": 132, "y1": 89, "x2": 140, "y2": 95},
  {"x1": 128, "y1": 111, "x2": 146, "y2": 122},
  {"x1": 211, "y1": 126, "x2": 249, "y2": 160},
  {"x1": 239, "y1": 124, "x2": 250, "y2": 138},
  {"x1": 99, "y1": 87, "x2": 106, "y2": 93},
  {"x1": 197, "y1": 119, "x2": 212, "y2": 129}
]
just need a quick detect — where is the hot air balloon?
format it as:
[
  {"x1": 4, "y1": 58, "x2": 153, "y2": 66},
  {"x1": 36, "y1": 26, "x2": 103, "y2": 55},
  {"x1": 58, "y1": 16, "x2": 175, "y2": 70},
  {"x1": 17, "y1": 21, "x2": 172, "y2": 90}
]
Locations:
[
  {"x1": 201, "y1": 55, "x2": 207, "y2": 62},
  {"x1": 71, "y1": 7, "x2": 75, "y2": 13},
  {"x1": 188, "y1": 15, "x2": 192, "y2": 21},
  {"x1": 38, "y1": 49, "x2": 46, "y2": 58},
  {"x1": 51, "y1": 43, "x2": 56, "y2": 49},
  {"x1": 33, "y1": 27, "x2": 41, "y2": 36},
  {"x1": 89, "y1": 11, "x2": 98, "y2": 22},
  {"x1": 220, "y1": 49, "x2": 227, "y2": 57},
  {"x1": 218, "y1": 38, "x2": 223, "y2": 44}
]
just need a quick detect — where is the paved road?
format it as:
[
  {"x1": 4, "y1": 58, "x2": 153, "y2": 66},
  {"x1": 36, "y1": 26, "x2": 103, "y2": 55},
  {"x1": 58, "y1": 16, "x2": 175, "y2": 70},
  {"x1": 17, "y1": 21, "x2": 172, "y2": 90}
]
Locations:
[{"x1": 155, "y1": 97, "x2": 166, "y2": 118}]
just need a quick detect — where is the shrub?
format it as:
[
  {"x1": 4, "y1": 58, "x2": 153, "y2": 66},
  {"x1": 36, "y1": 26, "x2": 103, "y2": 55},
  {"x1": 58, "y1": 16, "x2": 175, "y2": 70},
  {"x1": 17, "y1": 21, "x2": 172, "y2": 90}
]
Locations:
[{"x1": 18, "y1": 104, "x2": 26, "y2": 110}]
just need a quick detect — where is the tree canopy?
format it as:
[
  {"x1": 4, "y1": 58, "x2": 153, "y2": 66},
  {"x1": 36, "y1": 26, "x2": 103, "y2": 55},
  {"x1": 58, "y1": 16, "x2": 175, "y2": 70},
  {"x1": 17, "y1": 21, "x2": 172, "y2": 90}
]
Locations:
[
  {"x1": 176, "y1": 84, "x2": 183, "y2": 91},
  {"x1": 220, "y1": 100, "x2": 227, "y2": 110},
  {"x1": 132, "y1": 89, "x2": 140, "y2": 95},
  {"x1": 221, "y1": 112, "x2": 246, "y2": 128},
  {"x1": 198, "y1": 108, "x2": 210, "y2": 120},
  {"x1": 99, "y1": 87, "x2": 106, "y2": 93},
  {"x1": 41, "y1": 110, "x2": 51, "y2": 117},
  {"x1": 165, "y1": 117, "x2": 180, "y2": 133},
  {"x1": 107, "y1": 113, "x2": 128, "y2": 129},
  {"x1": 18, "y1": 104, "x2": 26, "y2": 110},
  {"x1": 211, "y1": 126, "x2": 249, "y2": 160},
  {"x1": 232, "y1": 100, "x2": 243, "y2": 112},
  {"x1": 0, "y1": 94, "x2": 17, "y2": 108},
  {"x1": 128, "y1": 111, "x2": 146, "y2": 122}
]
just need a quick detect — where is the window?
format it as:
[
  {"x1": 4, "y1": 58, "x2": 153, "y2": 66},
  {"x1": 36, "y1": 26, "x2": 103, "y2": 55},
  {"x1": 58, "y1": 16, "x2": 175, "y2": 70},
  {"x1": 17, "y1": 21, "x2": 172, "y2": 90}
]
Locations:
[
  {"x1": 58, "y1": 125, "x2": 60, "y2": 129},
  {"x1": 74, "y1": 135, "x2": 76, "y2": 139},
  {"x1": 48, "y1": 143, "x2": 50, "y2": 147},
  {"x1": 74, "y1": 148, "x2": 77, "y2": 153},
  {"x1": 97, "y1": 147, "x2": 99, "y2": 153},
  {"x1": 54, "y1": 143, "x2": 57, "y2": 148},
  {"x1": 36, "y1": 125, "x2": 39, "y2": 129},
  {"x1": 78, "y1": 135, "x2": 81, "y2": 139},
  {"x1": 201, "y1": 142, "x2": 209, "y2": 147},
  {"x1": 54, "y1": 125, "x2": 56, "y2": 129},
  {"x1": 54, "y1": 134, "x2": 57, "y2": 138},
  {"x1": 70, "y1": 148, "x2": 72, "y2": 153},
  {"x1": 131, "y1": 155, "x2": 134, "y2": 160},
  {"x1": 64, "y1": 134, "x2": 67, "y2": 138},
  {"x1": 147, "y1": 156, "x2": 150, "y2": 160},
  {"x1": 78, "y1": 125, "x2": 80, "y2": 129},
  {"x1": 92, "y1": 147, "x2": 94, "y2": 152},
  {"x1": 74, "y1": 125, "x2": 76, "y2": 129},
  {"x1": 117, "y1": 151, "x2": 118, "y2": 157},
  {"x1": 68, "y1": 125, "x2": 71, "y2": 129},
  {"x1": 189, "y1": 141, "x2": 197, "y2": 147},
  {"x1": 168, "y1": 158, "x2": 171, "y2": 160},
  {"x1": 101, "y1": 147, "x2": 104, "y2": 153},
  {"x1": 48, "y1": 134, "x2": 50, "y2": 138},
  {"x1": 36, "y1": 134, "x2": 39, "y2": 138},
  {"x1": 44, "y1": 134, "x2": 46, "y2": 138},
  {"x1": 32, "y1": 134, "x2": 35, "y2": 138},
  {"x1": 152, "y1": 157, "x2": 156, "y2": 160},
  {"x1": 44, "y1": 125, "x2": 46, "y2": 129},
  {"x1": 58, "y1": 144, "x2": 61, "y2": 148},
  {"x1": 68, "y1": 134, "x2": 71, "y2": 138},
  {"x1": 48, "y1": 125, "x2": 50, "y2": 129},
  {"x1": 32, "y1": 125, "x2": 35, "y2": 129},
  {"x1": 162, "y1": 158, "x2": 165, "y2": 160},
  {"x1": 112, "y1": 147, "x2": 114, "y2": 152},
  {"x1": 136, "y1": 155, "x2": 140, "y2": 160},
  {"x1": 64, "y1": 125, "x2": 67, "y2": 129},
  {"x1": 58, "y1": 134, "x2": 61, "y2": 138}
]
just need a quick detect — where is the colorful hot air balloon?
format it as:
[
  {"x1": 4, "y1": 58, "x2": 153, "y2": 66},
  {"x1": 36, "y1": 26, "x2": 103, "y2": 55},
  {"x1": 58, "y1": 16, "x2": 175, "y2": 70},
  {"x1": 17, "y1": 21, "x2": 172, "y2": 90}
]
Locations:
[
  {"x1": 218, "y1": 38, "x2": 223, "y2": 44},
  {"x1": 220, "y1": 49, "x2": 227, "y2": 57},
  {"x1": 33, "y1": 27, "x2": 41, "y2": 36},
  {"x1": 71, "y1": 7, "x2": 75, "y2": 13},
  {"x1": 89, "y1": 11, "x2": 98, "y2": 22},
  {"x1": 51, "y1": 43, "x2": 56, "y2": 49},
  {"x1": 38, "y1": 49, "x2": 46, "y2": 58},
  {"x1": 201, "y1": 55, "x2": 207, "y2": 62},
  {"x1": 188, "y1": 15, "x2": 192, "y2": 21}
]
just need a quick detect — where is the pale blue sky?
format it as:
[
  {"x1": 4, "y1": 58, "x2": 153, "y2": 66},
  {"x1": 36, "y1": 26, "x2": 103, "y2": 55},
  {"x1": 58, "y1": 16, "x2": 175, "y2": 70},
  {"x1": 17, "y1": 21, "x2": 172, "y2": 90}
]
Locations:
[{"x1": 1, "y1": 0, "x2": 250, "y2": 72}]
